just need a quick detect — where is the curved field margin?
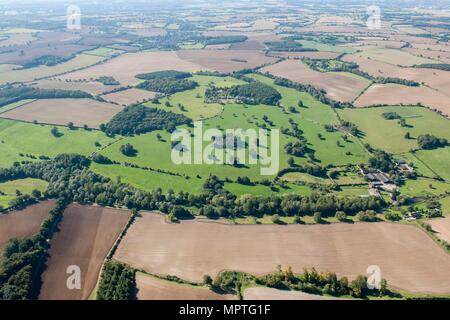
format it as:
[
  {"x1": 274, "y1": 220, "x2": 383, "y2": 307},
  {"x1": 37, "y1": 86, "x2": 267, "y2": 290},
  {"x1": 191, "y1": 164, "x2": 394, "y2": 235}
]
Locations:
[
  {"x1": 262, "y1": 59, "x2": 370, "y2": 102},
  {"x1": 39, "y1": 204, "x2": 131, "y2": 300},
  {"x1": 243, "y1": 287, "x2": 345, "y2": 300},
  {"x1": 114, "y1": 213, "x2": 450, "y2": 295},
  {"x1": 136, "y1": 272, "x2": 235, "y2": 300},
  {"x1": 428, "y1": 215, "x2": 450, "y2": 244},
  {"x1": 0, "y1": 201, "x2": 55, "y2": 253}
]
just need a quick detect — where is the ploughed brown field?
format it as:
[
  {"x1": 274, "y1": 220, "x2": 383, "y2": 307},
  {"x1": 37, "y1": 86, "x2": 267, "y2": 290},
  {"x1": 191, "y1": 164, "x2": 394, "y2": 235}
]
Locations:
[
  {"x1": 0, "y1": 98, "x2": 122, "y2": 128},
  {"x1": 243, "y1": 287, "x2": 344, "y2": 300},
  {"x1": 0, "y1": 201, "x2": 54, "y2": 253},
  {"x1": 176, "y1": 49, "x2": 278, "y2": 73},
  {"x1": 262, "y1": 59, "x2": 370, "y2": 102},
  {"x1": 114, "y1": 213, "x2": 450, "y2": 295},
  {"x1": 354, "y1": 84, "x2": 450, "y2": 117},
  {"x1": 428, "y1": 215, "x2": 450, "y2": 244},
  {"x1": 58, "y1": 51, "x2": 202, "y2": 86},
  {"x1": 102, "y1": 88, "x2": 157, "y2": 106},
  {"x1": 136, "y1": 273, "x2": 235, "y2": 300},
  {"x1": 39, "y1": 204, "x2": 130, "y2": 300}
]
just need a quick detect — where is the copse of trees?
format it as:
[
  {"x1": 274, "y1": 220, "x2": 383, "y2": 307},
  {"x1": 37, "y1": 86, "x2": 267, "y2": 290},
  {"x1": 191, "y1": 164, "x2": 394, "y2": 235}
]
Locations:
[
  {"x1": 137, "y1": 78, "x2": 198, "y2": 94},
  {"x1": 368, "y1": 150, "x2": 396, "y2": 172},
  {"x1": 96, "y1": 261, "x2": 136, "y2": 300},
  {"x1": 21, "y1": 55, "x2": 70, "y2": 69},
  {"x1": 135, "y1": 70, "x2": 192, "y2": 80},
  {"x1": 227, "y1": 82, "x2": 282, "y2": 105},
  {"x1": 204, "y1": 35, "x2": 247, "y2": 45},
  {"x1": 96, "y1": 76, "x2": 120, "y2": 86},
  {"x1": 417, "y1": 134, "x2": 448, "y2": 150},
  {"x1": 102, "y1": 104, "x2": 192, "y2": 136},
  {"x1": 0, "y1": 86, "x2": 92, "y2": 108},
  {"x1": 0, "y1": 198, "x2": 68, "y2": 300}
]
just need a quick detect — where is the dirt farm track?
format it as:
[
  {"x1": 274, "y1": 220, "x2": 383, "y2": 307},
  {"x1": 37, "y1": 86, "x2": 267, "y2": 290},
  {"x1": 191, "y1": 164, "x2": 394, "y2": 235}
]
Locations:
[{"x1": 114, "y1": 213, "x2": 450, "y2": 295}]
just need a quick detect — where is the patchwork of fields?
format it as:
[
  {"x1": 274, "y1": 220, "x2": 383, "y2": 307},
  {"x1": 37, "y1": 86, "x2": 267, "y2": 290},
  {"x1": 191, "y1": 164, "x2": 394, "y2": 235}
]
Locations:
[{"x1": 0, "y1": 0, "x2": 450, "y2": 301}]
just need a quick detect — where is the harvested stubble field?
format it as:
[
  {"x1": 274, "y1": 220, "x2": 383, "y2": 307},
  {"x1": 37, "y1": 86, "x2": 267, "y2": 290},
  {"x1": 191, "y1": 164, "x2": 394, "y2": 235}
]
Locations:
[
  {"x1": 342, "y1": 54, "x2": 450, "y2": 97},
  {"x1": 39, "y1": 204, "x2": 131, "y2": 300},
  {"x1": 0, "y1": 33, "x2": 37, "y2": 47},
  {"x1": 58, "y1": 51, "x2": 202, "y2": 86},
  {"x1": 243, "y1": 287, "x2": 344, "y2": 300},
  {"x1": 102, "y1": 88, "x2": 157, "y2": 106},
  {"x1": 33, "y1": 79, "x2": 120, "y2": 95},
  {"x1": 0, "y1": 201, "x2": 54, "y2": 252},
  {"x1": 428, "y1": 215, "x2": 450, "y2": 244},
  {"x1": 354, "y1": 84, "x2": 450, "y2": 117},
  {"x1": 0, "y1": 98, "x2": 122, "y2": 128},
  {"x1": 136, "y1": 273, "x2": 235, "y2": 300},
  {"x1": 176, "y1": 49, "x2": 277, "y2": 72},
  {"x1": 114, "y1": 213, "x2": 450, "y2": 295},
  {"x1": 357, "y1": 47, "x2": 437, "y2": 66},
  {"x1": 0, "y1": 54, "x2": 104, "y2": 85},
  {"x1": 262, "y1": 59, "x2": 370, "y2": 102}
]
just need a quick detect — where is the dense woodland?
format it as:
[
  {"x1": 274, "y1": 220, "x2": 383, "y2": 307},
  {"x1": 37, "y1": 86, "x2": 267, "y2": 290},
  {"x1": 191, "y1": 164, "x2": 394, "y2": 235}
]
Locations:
[
  {"x1": 0, "y1": 86, "x2": 92, "y2": 108},
  {"x1": 0, "y1": 198, "x2": 67, "y2": 300},
  {"x1": 101, "y1": 104, "x2": 192, "y2": 135},
  {"x1": 96, "y1": 261, "x2": 136, "y2": 300},
  {"x1": 206, "y1": 81, "x2": 282, "y2": 105},
  {"x1": 21, "y1": 55, "x2": 71, "y2": 69},
  {"x1": 137, "y1": 78, "x2": 198, "y2": 94}
]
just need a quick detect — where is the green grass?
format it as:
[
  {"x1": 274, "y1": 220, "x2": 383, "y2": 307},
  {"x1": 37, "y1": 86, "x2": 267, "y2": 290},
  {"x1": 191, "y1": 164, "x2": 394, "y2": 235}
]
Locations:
[
  {"x1": 330, "y1": 170, "x2": 366, "y2": 185},
  {"x1": 96, "y1": 74, "x2": 369, "y2": 193},
  {"x1": 83, "y1": 47, "x2": 123, "y2": 57},
  {"x1": 0, "y1": 118, "x2": 116, "y2": 168},
  {"x1": 0, "y1": 99, "x2": 36, "y2": 114},
  {"x1": 440, "y1": 196, "x2": 450, "y2": 215},
  {"x1": 295, "y1": 40, "x2": 357, "y2": 54},
  {"x1": 338, "y1": 106, "x2": 450, "y2": 154},
  {"x1": 143, "y1": 75, "x2": 245, "y2": 120},
  {"x1": 413, "y1": 147, "x2": 450, "y2": 181},
  {"x1": 400, "y1": 178, "x2": 449, "y2": 198},
  {"x1": 281, "y1": 171, "x2": 332, "y2": 185},
  {"x1": 91, "y1": 163, "x2": 205, "y2": 194},
  {"x1": 397, "y1": 152, "x2": 437, "y2": 178},
  {"x1": 0, "y1": 178, "x2": 48, "y2": 209},
  {"x1": 224, "y1": 182, "x2": 312, "y2": 196}
]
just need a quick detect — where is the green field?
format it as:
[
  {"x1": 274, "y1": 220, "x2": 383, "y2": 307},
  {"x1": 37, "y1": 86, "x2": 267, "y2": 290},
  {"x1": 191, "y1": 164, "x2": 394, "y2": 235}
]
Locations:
[
  {"x1": 0, "y1": 178, "x2": 48, "y2": 208},
  {"x1": 0, "y1": 119, "x2": 117, "y2": 168},
  {"x1": 93, "y1": 73, "x2": 369, "y2": 193},
  {"x1": 338, "y1": 106, "x2": 450, "y2": 154},
  {"x1": 83, "y1": 47, "x2": 124, "y2": 57},
  {"x1": 397, "y1": 152, "x2": 438, "y2": 178},
  {"x1": 414, "y1": 147, "x2": 450, "y2": 181},
  {"x1": 295, "y1": 40, "x2": 357, "y2": 54},
  {"x1": 224, "y1": 181, "x2": 312, "y2": 196},
  {"x1": 143, "y1": 75, "x2": 245, "y2": 120},
  {"x1": 400, "y1": 178, "x2": 449, "y2": 198}
]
